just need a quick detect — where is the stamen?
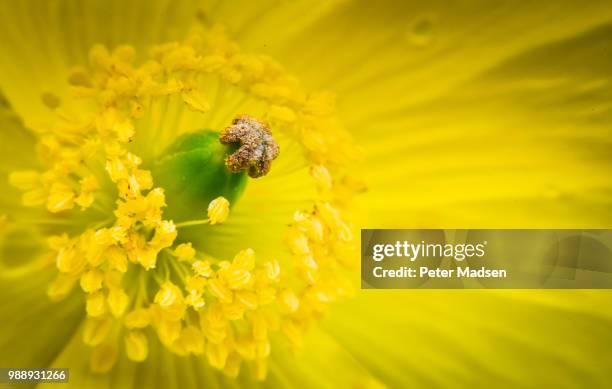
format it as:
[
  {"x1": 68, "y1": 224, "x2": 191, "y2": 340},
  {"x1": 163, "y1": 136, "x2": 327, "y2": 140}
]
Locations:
[
  {"x1": 83, "y1": 317, "x2": 113, "y2": 346},
  {"x1": 125, "y1": 331, "x2": 149, "y2": 361},
  {"x1": 174, "y1": 219, "x2": 210, "y2": 228},
  {"x1": 207, "y1": 196, "x2": 230, "y2": 224},
  {"x1": 175, "y1": 197, "x2": 231, "y2": 228},
  {"x1": 220, "y1": 115, "x2": 280, "y2": 178},
  {"x1": 173, "y1": 243, "x2": 196, "y2": 261}
]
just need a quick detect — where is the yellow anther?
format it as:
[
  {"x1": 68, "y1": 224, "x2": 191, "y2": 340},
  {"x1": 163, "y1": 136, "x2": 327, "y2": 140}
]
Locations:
[
  {"x1": 301, "y1": 130, "x2": 328, "y2": 155},
  {"x1": 80, "y1": 175, "x2": 99, "y2": 192},
  {"x1": 128, "y1": 169, "x2": 153, "y2": 192},
  {"x1": 285, "y1": 228, "x2": 310, "y2": 255},
  {"x1": 250, "y1": 83, "x2": 273, "y2": 98},
  {"x1": 47, "y1": 234, "x2": 69, "y2": 251},
  {"x1": 125, "y1": 331, "x2": 148, "y2": 362},
  {"x1": 8, "y1": 170, "x2": 40, "y2": 190},
  {"x1": 106, "y1": 246, "x2": 128, "y2": 273},
  {"x1": 251, "y1": 311, "x2": 267, "y2": 341},
  {"x1": 221, "y1": 67, "x2": 241, "y2": 84},
  {"x1": 86, "y1": 291, "x2": 107, "y2": 317},
  {"x1": 185, "y1": 276, "x2": 206, "y2": 294},
  {"x1": 316, "y1": 202, "x2": 351, "y2": 240},
  {"x1": 198, "y1": 55, "x2": 226, "y2": 72},
  {"x1": 136, "y1": 249, "x2": 157, "y2": 270},
  {"x1": 113, "y1": 45, "x2": 136, "y2": 64},
  {"x1": 235, "y1": 337, "x2": 257, "y2": 360},
  {"x1": 76, "y1": 176, "x2": 99, "y2": 208},
  {"x1": 207, "y1": 196, "x2": 230, "y2": 225},
  {"x1": 124, "y1": 308, "x2": 151, "y2": 329},
  {"x1": 263, "y1": 260, "x2": 280, "y2": 281},
  {"x1": 149, "y1": 220, "x2": 177, "y2": 249},
  {"x1": 204, "y1": 307, "x2": 228, "y2": 334},
  {"x1": 89, "y1": 44, "x2": 111, "y2": 69},
  {"x1": 268, "y1": 105, "x2": 296, "y2": 123},
  {"x1": 84, "y1": 244, "x2": 106, "y2": 268},
  {"x1": 21, "y1": 188, "x2": 46, "y2": 207},
  {"x1": 235, "y1": 290, "x2": 258, "y2": 310},
  {"x1": 252, "y1": 358, "x2": 268, "y2": 381},
  {"x1": 256, "y1": 286, "x2": 276, "y2": 305},
  {"x1": 108, "y1": 288, "x2": 129, "y2": 317},
  {"x1": 223, "y1": 353, "x2": 241, "y2": 378},
  {"x1": 222, "y1": 300, "x2": 247, "y2": 320},
  {"x1": 134, "y1": 171, "x2": 153, "y2": 191},
  {"x1": 175, "y1": 326, "x2": 205, "y2": 355},
  {"x1": 301, "y1": 255, "x2": 318, "y2": 270},
  {"x1": 224, "y1": 268, "x2": 252, "y2": 290},
  {"x1": 154, "y1": 282, "x2": 182, "y2": 308},
  {"x1": 293, "y1": 211, "x2": 325, "y2": 242},
  {"x1": 299, "y1": 267, "x2": 317, "y2": 285},
  {"x1": 185, "y1": 293, "x2": 206, "y2": 310},
  {"x1": 255, "y1": 340, "x2": 271, "y2": 359},
  {"x1": 218, "y1": 261, "x2": 231, "y2": 271},
  {"x1": 192, "y1": 260, "x2": 212, "y2": 277},
  {"x1": 281, "y1": 320, "x2": 303, "y2": 349},
  {"x1": 207, "y1": 278, "x2": 233, "y2": 303},
  {"x1": 83, "y1": 316, "x2": 113, "y2": 346},
  {"x1": 156, "y1": 318, "x2": 181, "y2": 346},
  {"x1": 90, "y1": 342, "x2": 118, "y2": 373},
  {"x1": 304, "y1": 92, "x2": 336, "y2": 116},
  {"x1": 161, "y1": 301, "x2": 187, "y2": 323},
  {"x1": 75, "y1": 191, "x2": 94, "y2": 209},
  {"x1": 232, "y1": 248, "x2": 255, "y2": 270},
  {"x1": 310, "y1": 164, "x2": 333, "y2": 190},
  {"x1": 94, "y1": 228, "x2": 119, "y2": 247},
  {"x1": 47, "y1": 182, "x2": 75, "y2": 213},
  {"x1": 47, "y1": 274, "x2": 77, "y2": 301},
  {"x1": 279, "y1": 289, "x2": 300, "y2": 313},
  {"x1": 80, "y1": 270, "x2": 104, "y2": 293},
  {"x1": 169, "y1": 334, "x2": 190, "y2": 356},
  {"x1": 104, "y1": 270, "x2": 123, "y2": 289},
  {"x1": 201, "y1": 321, "x2": 228, "y2": 345},
  {"x1": 173, "y1": 243, "x2": 196, "y2": 261},
  {"x1": 207, "y1": 342, "x2": 229, "y2": 369},
  {"x1": 145, "y1": 187, "x2": 166, "y2": 208},
  {"x1": 105, "y1": 157, "x2": 128, "y2": 182},
  {"x1": 56, "y1": 245, "x2": 85, "y2": 275},
  {"x1": 305, "y1": 217, "x2": 325, "y2": 242}
]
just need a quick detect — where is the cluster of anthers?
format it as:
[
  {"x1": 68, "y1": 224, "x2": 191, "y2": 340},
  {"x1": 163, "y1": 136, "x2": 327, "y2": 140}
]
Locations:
[{"x1": 7, "y1": 25, "x2": 364, "y2": 379}]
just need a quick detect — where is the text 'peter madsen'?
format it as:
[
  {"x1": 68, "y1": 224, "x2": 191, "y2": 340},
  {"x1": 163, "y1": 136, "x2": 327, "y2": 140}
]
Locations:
[{"x1": 371, "y1": 241, "x2": 507, "y2": 279}]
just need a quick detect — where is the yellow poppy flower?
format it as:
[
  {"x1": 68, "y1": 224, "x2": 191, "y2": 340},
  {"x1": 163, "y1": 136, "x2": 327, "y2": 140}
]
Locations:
[{"x1": 0, "y1": 1, "x2": 611, "y2": 388}]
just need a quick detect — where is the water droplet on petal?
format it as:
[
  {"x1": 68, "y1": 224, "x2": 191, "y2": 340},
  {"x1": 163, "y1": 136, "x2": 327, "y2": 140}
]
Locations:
[{"x1": 406, "y1": 15, "x2": 436, "y2": 47}]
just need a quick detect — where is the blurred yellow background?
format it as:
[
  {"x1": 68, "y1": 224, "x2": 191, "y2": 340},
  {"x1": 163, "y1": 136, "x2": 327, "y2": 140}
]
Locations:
[{"x1": 0, "y1": 1, "x2": 611, "y2": 388}]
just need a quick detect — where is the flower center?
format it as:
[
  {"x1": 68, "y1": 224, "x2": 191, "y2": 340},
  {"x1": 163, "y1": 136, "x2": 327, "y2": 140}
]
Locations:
[
  {"x1": 150, "y1": 115, "x2": 279, "y2": 223},
  {"x1": 6, "y1": 26, "x2": 363, "y2": 380}
]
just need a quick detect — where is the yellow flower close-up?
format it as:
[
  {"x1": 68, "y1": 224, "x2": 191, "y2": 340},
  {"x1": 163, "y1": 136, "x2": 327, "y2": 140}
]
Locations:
[{"x1": 0, "y1": 1, "x2": 611, "y2": 388}]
